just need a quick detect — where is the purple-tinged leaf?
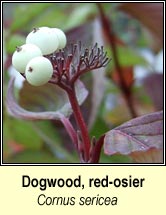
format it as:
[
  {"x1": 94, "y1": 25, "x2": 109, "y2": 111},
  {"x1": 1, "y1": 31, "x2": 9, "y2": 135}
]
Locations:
[
  {"x1": 104, "y1": 111, "x2": 163, "y2": 162},
  {"x1": 19, "y1": 80, "x2": 68, "y2": 112},
  {"x1": 143, "y1": 73, "x2": 163, "y2": 111},
  {"x1": 6, "y1": 77, "x2": 88, "y2": 121},
  {"x1": 118, "y1": 3, "x2": 163, "y2": 51},
  {"x1": 131, "y1": 148, "x2": 163, "y2": 163},
  {"x1": 66, "y1": 21, "x2": 94, "y2": 46}
]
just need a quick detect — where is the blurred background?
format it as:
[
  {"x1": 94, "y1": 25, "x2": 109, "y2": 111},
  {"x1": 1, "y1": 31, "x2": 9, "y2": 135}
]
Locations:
[{"x1": 3, "y1": 2, "x2": 163, "y2": 163}]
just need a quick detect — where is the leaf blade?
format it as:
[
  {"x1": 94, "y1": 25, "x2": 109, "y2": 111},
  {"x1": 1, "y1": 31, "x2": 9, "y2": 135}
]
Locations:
[
  {"x1": 118, "y1": 3, "x2": 163, "y2": 50},
  {"x1": 104, "y1": 111, "x2": 163, "y2": 156},
  {"x1": 6, "y1": 77, "x2": 88, "y2": 121}
]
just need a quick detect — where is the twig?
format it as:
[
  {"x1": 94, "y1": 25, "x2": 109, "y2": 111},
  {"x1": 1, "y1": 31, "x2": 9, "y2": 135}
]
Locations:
[{"x1": 97, "y1": 3, "x2": 137, "y2": 118}]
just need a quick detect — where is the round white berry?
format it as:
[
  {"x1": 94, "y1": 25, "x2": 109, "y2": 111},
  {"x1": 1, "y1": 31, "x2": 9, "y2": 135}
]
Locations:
[
  {"x1": 52, "y1": 28, "x2": 67, "y2": 49},
  {"x1": 12, "y1": 44, "x2": 42, "y2": 73},
  {"x1": 26, "y1": 27, "x2": 59, "y2": 55},
  {"x1": 25, "y1": 56, "x2": 53, "y2": 86}
]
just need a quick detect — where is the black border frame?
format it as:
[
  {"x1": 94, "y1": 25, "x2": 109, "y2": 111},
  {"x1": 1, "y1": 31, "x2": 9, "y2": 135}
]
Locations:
[{"x1": 1, "y1": 0, "x2": 165, "y2": 166}]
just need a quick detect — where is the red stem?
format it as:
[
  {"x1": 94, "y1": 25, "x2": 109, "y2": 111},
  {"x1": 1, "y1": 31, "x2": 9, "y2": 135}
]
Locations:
[
  {"x1": 97, "y1": 3, "x2": 137, "y2": 118},
  {"x1": 67, "y1": 87, "x2": 91, "y2": 162},
  {"x1": 90, "y1": 135, "x2": 105, "y2": 163}
]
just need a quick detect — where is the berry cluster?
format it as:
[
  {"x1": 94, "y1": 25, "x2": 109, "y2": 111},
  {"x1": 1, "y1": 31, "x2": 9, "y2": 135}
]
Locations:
[
  {"x1": 12, "y1": 27, "x2": 67, "y2": 86},
  {"x1": 9, "y1": 25, "x2": 111, "y2": 163}
]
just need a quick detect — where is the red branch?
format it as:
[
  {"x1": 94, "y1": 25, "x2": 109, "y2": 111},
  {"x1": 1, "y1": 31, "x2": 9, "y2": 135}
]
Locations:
[
  {"x1": 97, "y1": 3, "x2": 137, "y2": 118},
  {"x1": 67, "y1": 87, "x2": 91, "y2": 162}
]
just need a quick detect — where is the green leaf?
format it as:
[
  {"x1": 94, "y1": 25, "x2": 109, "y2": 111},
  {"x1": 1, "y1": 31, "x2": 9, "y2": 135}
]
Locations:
[
  {"x1": 90, "y1": 116, "x2": 109, "y2": 139},
  {"x1": 34, "y1": 121, "x2": 62, "y2": 145},
  {"x1": 30, "y1": 8, "x2": 68, "y2": 30},
  {"x1": 33, "y1": 121, "x2": 77, "y2": 162},
  {"x1": 10, "y1": 3, "x2": 54, "y2": 32},
  {"x1": 65, "y1": 4, "x2": 97, "y2": 30},
  {"x1": 100, "y1": 153, "x2": 132, "y2": 163},
  {"x1": 6, "y1": 34, "x2": 25, "y2": 54},
  {"x1": 107, "y1": 46, "x2": 148, "y2": 68},
  {"x1": 4, "y1": 118, "x2": 42, "y2": 150},
  {"x1": 4, "y1": 150, "x2": 67, "y2": 163}
]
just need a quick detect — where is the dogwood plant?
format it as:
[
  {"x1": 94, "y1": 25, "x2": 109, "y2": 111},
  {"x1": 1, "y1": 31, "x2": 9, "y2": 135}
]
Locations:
[{"x1": 7, "y1": 26, "x2": 163, "y2": 163}]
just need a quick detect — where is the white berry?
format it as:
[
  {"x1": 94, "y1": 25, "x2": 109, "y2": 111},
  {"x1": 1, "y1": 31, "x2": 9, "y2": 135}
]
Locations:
[
  {"x1": 52, "y1": 28, "x2": 67, "y2": 49},
  {"x1": 12, "y1": 44, "x2": 42, "y2": 73},
  {"x1": 26, "y1": 27, "x2": 59, "y2": 55},
  {"x1": 25, "y1": 56, "x2": 53, "y2": 86}
]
